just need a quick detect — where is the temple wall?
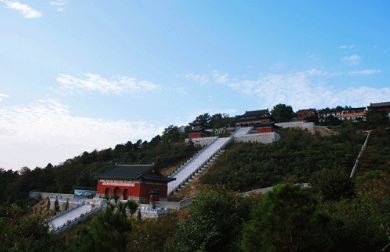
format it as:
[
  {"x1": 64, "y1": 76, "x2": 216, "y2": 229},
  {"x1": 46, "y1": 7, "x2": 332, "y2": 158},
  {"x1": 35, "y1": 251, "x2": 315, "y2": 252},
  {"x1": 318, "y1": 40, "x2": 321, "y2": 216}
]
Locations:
[
  {"x1": 234, "y1": 132, "x2": 280, "y2": 144},
  {"x1": 96, "y1": 180, "x2": 168, "y2": 200},
  {"x1": 275, "y1": 121, "x2": 315, "y2": 133}
]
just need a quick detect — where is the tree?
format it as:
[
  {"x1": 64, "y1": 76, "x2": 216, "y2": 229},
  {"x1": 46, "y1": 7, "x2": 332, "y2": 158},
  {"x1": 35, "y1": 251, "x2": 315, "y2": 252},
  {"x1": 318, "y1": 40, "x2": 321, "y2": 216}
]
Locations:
[
  {"x1": 126, "y1": 200, "x2": 138, "y2": 217},
  {"x1": 128, "y1": 215, "x2": 177, "y2": 252},
  {"x1": 72, "y1": 202, "x2": 132, "y2": 252},
  {"x1": 366, "y1": 110, "x2": 388, "y2": 129},
  {"x1": 46, "y1": 197, "x2": 50, "y2": 211},
  {"x1": 162, "y1": 125, "x2": 182, "y2": 143},
  {"x1": 190, "y1": 113, "x2": 211, "y2": 129},
  {"x1": 65, "y1": 198, "x2": 69, "y2": 211},
  {"x1": 209, "y1": 113, "x2": 232, "y2": 129},
  {"x1": 54, "y1": 197, "x2": 59, "y2": 212},
  {"x1": 242, "y1": 184, "x2": 330, "y2": 252},
  {"x1": 173, "y1": 188, "x2": 251, "y2": 252},
  {"x1": 0, "y1": 206, "x2": 57, "y2": 252},
  {"x1": 271, "y1": 104, "x2": 294, "y2": 122},
  {"x1": 310, "y1": 168, "x2": 354, "y2": 201}
]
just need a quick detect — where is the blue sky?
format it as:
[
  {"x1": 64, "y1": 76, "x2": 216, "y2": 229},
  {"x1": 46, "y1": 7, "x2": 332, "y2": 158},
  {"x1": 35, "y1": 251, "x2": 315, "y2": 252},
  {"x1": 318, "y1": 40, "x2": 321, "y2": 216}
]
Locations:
[{"x1": 0, "y1": 0, "x2": 389, "y2": 169}]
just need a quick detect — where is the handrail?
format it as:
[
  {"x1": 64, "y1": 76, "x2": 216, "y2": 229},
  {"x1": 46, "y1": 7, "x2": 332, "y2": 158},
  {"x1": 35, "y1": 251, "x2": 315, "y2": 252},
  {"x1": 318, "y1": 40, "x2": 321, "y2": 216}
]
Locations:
[
  {"x1": 169, "y1": 137, "x2": 218, "y2": 178},
  {"x1": 169, "y1": 136, "x2": 233, "y2": 195},
  {"x1": 48, "y1": 202, "x2": 84, "y2": 222},
  {"x1": 51, "y1": 203, "x2": 104, "y2": 233}
]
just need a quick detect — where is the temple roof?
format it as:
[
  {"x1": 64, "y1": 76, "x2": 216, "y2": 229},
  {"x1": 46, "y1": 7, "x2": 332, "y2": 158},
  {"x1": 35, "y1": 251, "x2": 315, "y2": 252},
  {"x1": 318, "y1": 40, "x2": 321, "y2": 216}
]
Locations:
[
  {"x1": 236, "y1": 109, "x2": 272, "y2": 122},
  {"x1": 369, "y1": 102, "x2": 390, "y2": 108},
  {"x1": 97, "y1": 164, "x2": 175, "y2": 182},
  {"x1": 240, "y1": 109, "x2": 269, "y2": 117}
]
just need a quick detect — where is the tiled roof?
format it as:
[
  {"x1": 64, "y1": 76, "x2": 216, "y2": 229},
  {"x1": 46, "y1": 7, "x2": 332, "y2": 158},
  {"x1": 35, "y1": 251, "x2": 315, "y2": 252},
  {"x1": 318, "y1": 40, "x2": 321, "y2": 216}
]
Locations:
[
  {"x1": 236, "y1": 109, "x2": 270, "y2": 120},
  {"x1": 242, "y1": 109, "x2": 269, "y2": 117},
  {"x1": 97, "y1": 164, "x2": 175, "y2": 182},
  {"x1": 97, "y1": 164, "x2": 154, "y2": 180},
  {"x1": 369, "y1": 102, "x2": 390, "y2": 107}
]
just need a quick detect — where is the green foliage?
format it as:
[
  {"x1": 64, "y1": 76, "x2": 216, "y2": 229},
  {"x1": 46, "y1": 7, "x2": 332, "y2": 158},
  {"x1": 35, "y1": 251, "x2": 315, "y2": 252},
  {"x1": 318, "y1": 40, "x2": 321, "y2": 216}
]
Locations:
[
  {"x1": 0, "y1": 169, "x2": 18, "y2": 203},
  {"x1": 189, "y1": 113, "x2": 233, "y2": 129},
  {"x1": 46, "y1": 197, "x2": 50, "y2": 211},
  {"x1": 172, "y1": 188, "x2": 252, "y2": 252},
  {"x1": 319, "y1": 198, "x2": 388, "y2": 252},
  {"x1": 0, "y1": 204, "x2": 56, "y2": 252},
  {"x1": 359, "y1": 128, "x2": 390, "y2": 173},
  {"x1": 310, "y1": 168, "x2": 354, "y2": 201},
  {"x1": 242, "y1": 184, "x2": 328, "y2": 252},
  {"x1": 65, "y1": 199, "x2": 69, "y2": 211},
  {"x1": 0, "y1": 133, "x2": 197, "y2": 206},
  {"x1": 271, "y1": 104, "x2": 294, "y2": 122},
  {"x1": 366, "y1": 110, "x2": 388, "y2": 129},
  {"x1": 54, "y1": 198, "x2": 59, "y2": 212},
  {"x1": 126, "y1": 199, "x2": 138, "y2": 217},
  {"x1": 70, "y1": 202, "x2": 132, "y2": 252},
  {"x1": 242, "y1": 183, "x2": 389, "y2": 252},
  {"x1": 127, "y1": 215, "x2": 177, "y2": 252},
  {"x1": 162, "y1": 126, "x2": 184, "y2": 143},
  {"x1": 202, "y1": 129, "x2": 364, "y2": 191}
]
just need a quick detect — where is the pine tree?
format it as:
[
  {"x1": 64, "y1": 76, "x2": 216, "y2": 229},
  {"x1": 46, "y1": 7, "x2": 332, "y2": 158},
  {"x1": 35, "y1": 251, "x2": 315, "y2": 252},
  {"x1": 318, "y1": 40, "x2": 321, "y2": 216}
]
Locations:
[
  {"x1": 65, "y1": 198, "x2": 69, "y2": 211},
  {"x1": 54, "y1": 197, "x2": 59, "y2": 212},
  {"x1": 46, "y1": 197, "x2": 50, "y2": 211}
]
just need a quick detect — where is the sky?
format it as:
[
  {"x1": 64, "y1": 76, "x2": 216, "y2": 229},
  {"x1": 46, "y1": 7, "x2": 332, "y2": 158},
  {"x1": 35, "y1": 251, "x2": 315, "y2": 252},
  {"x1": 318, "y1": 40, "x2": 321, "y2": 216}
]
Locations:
[{"x1": 0, "y1": 0, "x2": 389, "y2": 170}]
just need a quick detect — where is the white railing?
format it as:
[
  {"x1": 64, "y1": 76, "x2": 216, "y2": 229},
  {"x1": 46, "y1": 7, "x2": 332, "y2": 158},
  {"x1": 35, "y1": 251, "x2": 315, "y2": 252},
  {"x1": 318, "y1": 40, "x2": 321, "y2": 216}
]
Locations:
[
  {"x1": 167, "y1": 127, "x2": 253, "y2": 196},
  {"x1": 51, "y1": 204, "x2": 103, "y2": 234},
  {"x1": 167, "y1": 137, "x2": 233, "y2": 195},
  {"x1": 169, "y1": 137, "x2": 219, "y2": 178},
  {"x1": 138, "y1": 206, "x2": 170, "y2": 219},
  {"x1": 49, "y1": 199, "x2": 104, "y2": 233}
]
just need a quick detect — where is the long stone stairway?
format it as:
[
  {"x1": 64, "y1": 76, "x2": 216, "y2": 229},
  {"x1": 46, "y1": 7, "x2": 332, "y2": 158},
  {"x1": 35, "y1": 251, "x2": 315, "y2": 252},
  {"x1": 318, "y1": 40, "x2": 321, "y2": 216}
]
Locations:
[
  {"x1": 167, "y1": 127, "x2": 252, "y2": 195},
  {"x1": 49, "y1": 199, "x2": 103, "y2": 233}
]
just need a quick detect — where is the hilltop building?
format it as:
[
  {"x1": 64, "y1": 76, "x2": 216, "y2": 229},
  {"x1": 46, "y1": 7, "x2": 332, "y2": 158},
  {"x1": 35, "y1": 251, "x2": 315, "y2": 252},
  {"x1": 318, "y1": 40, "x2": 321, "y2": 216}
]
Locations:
[
  {"x1": 368, "y1": 102, "x2": 390, "y2": 117},
  {"x1": 337, "y1": 107, "x2": 366, "y2": 121},
  {"x1": 318, "y1": 107, "x2": 366, "y2": 123},
  {"x1": 96, "y1": 164, "x2": 175, "y2": 202},
  {"x1": 235, "y1": 109, "x2": 275, "y2": 132},
  {"x1": 187, "y1": 124, "x2": 212, "y2": 139},
  {"x1": 296, "y1": 109, "x2": 318, "y2": 122}
]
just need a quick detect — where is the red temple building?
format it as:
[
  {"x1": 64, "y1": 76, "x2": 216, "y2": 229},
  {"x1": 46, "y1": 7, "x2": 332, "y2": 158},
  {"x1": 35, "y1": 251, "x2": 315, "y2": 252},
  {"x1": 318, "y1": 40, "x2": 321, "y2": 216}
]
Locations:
[
  {"x1": 187, "y1": 124, "x2": 212, "y2": 139},
  {"x1": 296, "y1": 109, "x2": 318, "y2": 122},
  {"x1": 96, "y1": 164, "x2": 175, "y2": 202},
  {"x1": 235, "y1": 109, "x2": 275, "y2": 132}
]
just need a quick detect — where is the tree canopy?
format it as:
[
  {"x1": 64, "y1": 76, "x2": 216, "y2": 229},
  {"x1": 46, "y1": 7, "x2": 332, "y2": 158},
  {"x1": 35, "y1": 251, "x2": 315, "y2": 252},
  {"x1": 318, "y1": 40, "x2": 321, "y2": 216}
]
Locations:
[{"x1": 271, "y1": 104, "x2": 295, "y2": 122}]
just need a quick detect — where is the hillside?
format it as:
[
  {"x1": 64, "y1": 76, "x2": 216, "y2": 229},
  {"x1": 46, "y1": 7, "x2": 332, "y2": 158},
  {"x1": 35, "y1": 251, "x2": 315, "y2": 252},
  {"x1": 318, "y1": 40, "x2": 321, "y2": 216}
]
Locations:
[
  {"x1": 201, "y1": 126, "x2": 366, "y2": 191},
  {"x1": 0, "y1": 126, "x2": 198, "y2": 206},
  {"x1": 0, "y1": 112, "x2": 389, "y2": 252}
]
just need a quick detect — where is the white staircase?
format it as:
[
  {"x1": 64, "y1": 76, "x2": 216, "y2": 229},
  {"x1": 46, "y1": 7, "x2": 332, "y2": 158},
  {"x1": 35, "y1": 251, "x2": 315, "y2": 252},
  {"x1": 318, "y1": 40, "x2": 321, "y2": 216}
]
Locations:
[
  {"x1": 233, "y1": 126, "x2": 253, "y2": 137},
  {"x1": 167, "y1": 127, "x2": 253, "y2": 195},
  {"x1": 49, "y1": 200, "x2": 103, "y2": 233}
]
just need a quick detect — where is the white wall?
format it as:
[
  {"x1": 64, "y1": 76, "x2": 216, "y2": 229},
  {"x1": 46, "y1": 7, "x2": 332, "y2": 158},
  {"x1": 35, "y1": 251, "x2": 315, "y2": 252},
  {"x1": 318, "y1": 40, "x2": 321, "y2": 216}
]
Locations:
[
  {"x1": 234, "y1": 132, "x2": 281, "y2": 144},
  {"x1": 275, "y1": 121, "x2": 315, "y2": 133}
]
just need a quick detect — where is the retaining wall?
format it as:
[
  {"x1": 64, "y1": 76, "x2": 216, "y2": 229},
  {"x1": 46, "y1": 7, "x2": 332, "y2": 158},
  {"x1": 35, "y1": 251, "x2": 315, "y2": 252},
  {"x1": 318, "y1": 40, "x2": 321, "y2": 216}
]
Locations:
[
  {"x1": 234, "y1": 132, "x2": 281, "y2": 144},
  {"x1": 275, "y1": 121, "x2": 315, "y2": 133}
]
